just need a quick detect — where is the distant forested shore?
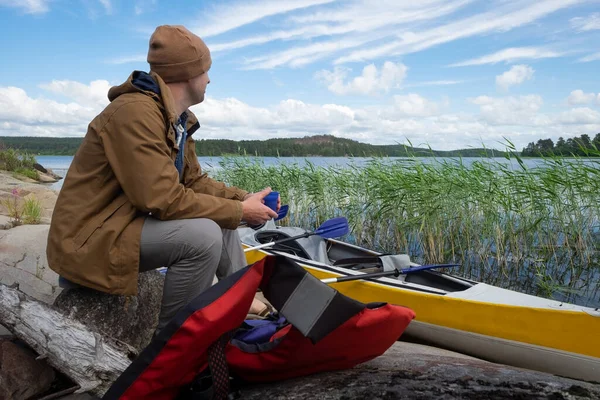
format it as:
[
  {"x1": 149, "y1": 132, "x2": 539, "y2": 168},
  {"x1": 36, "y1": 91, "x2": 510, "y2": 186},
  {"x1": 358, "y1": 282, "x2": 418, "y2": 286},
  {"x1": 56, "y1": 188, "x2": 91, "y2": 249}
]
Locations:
[
  {"x1": 522, "y1": 133, "x2": 600, "y2": 157},
  {"x1": 0, "y1": 135, "x2": 506, "y2": 157},
  {"x1": 1, "y1": 133, "x2": 599, "y2": 157}
]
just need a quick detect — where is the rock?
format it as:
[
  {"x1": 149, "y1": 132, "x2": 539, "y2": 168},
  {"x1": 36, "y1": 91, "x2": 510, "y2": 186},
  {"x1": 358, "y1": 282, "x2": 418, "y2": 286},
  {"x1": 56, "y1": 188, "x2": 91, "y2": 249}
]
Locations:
[
  {"x1": 0, "y1": 171, "x2": 58, "y2": 223},
  {"x1": 0, "y1": 215, "x2": 12, "y2": 230},
  {"x1": 54, "y1": 271, "x2": 165, "y2": 352},
  {"x1": 0, "y1": 324, "x2": 12, "y2": 340},
  {"x1": 37, "y1": 171, "x2": 60, "y2": 183},
  {"x1": 0, "y1": 339, "x2": 55, "y2": 400},
  {"x1": 237, "y1": 341, "x2": 600, "y2": 399},
  {"x1": 0, "y1": 224, "x2": 63, "y2": 304},
  {"x1": 33, "y1": 163, "x2": 48, "y2": 173},
  {"x1": 11, "y1": 173, "x2": 38, "y2": 184},
  {"x1": 33, "y1": 164, "x2": 62, "y2": 183}
]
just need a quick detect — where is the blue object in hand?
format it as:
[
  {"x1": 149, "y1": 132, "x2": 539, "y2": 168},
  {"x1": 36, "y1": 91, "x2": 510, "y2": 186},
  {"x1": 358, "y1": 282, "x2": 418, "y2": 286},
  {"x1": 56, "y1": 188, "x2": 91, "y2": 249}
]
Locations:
[{"x1": 264, "y1": 191, "x2": 279, "y2": 212}]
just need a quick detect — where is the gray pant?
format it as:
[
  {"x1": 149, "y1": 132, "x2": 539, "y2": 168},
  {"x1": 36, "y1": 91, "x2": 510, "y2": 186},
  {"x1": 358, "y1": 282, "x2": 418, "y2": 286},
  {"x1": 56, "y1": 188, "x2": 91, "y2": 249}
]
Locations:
[{"x1": 139, "y1": 217, "x2": 247, "y2": 334}]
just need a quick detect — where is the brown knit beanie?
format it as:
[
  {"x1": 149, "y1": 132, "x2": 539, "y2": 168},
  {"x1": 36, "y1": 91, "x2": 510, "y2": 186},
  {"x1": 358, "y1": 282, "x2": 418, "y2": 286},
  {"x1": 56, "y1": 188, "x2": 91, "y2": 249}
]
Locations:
[{"x1": 147, "y1": 25, "x2": 212, "y2": 83}]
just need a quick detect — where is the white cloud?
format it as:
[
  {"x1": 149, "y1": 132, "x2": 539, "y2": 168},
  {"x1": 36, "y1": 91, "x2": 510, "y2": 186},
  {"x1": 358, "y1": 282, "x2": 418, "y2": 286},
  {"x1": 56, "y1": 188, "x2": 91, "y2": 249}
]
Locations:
[
  {"x1": 99, "y1": 0, "x2": 112, "y2": 14},
  {"x1": 469, "y1": 95, "x2": 547, "y2": 126},
  {"x1": 556, "y1": 107, "x2": 600, "y2": 125},
  {"x1": 335, "y1": 0, "x2": 582, "y2": 65},
  {"x1": 578, "y1": 52, "x2": 600, "y2": 62},
  {"x1": 242, "y1": 36, "x2": 380, "y2": 70},
  {"x1": 567, "y1": 90, "x2": 597, "y2": 105},
  {"x1": 191, "y1": 0, "x2": 336, "y2": 38},
  {"x1": 316, "y1": 62, "x2": 408, "y2": 96},
  {"x1": 0, "y1": 87, "x2": 98, "y2": 130},
  {"x1": 0, "y1": 0, "x2": 49, "y2": 14},
  {"x1": 449, "y1": 46, "x2": 565, "y2": 67},
  {"x1": 237, "y1": 0, "x2": 470, "y2": 69},
  {"x1": 39, "y1": 80, "x2": 112, "y2": 109},
  {"x1": 496, "y1": 65, "x2": 534, "y2": 91},
  {"x1": 570, "y1": 13, "x2": 600, "y2": 31},
  {"x1": 3, "y1": 80, "x2": 600, "y2": 152},
  {"x1": 189, "y1": 97, "x2": 356, "y2": 137},
  {"x1": 133, "y1": 0, "x2": 157, "y2": 15},
  {"x1": 389, "y1": 94, "x2": 442, "y2": 117},
  {"x1": 0, "y1": 81, "x2": 109, "y2": 137},
  {"x1": 114, "y1": 0, "x2": 587, "y2": 71},
  {"x1": 404, "y1": 80, "x2": 464, "y2": 87}
]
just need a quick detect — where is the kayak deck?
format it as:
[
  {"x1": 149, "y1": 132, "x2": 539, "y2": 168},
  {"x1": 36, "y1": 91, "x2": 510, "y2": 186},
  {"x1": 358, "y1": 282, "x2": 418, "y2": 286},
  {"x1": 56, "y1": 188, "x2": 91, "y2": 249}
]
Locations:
[{"x1": 240, "y1": 226, "x2": 600, "y2": 382}]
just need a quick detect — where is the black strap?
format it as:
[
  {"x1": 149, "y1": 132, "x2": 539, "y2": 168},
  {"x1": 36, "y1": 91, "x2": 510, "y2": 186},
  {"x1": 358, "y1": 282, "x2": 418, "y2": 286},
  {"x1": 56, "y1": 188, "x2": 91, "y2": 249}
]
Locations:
[
  {"x1": 207, "y1": 331, "x2": 234, "y2": 400},
  {"x1": 178, "y1": 331, "x2": 235, "y2": 400},
  {"x1": 333, "y1": 256, "x2": 385, "y2": 269}
]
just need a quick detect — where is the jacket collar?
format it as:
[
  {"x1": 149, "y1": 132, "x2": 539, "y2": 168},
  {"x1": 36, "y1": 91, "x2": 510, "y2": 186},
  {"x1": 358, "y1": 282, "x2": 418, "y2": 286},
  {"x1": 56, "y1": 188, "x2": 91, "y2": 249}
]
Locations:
[{"x1": 150, "y1": 72, "x2": 201, "y2": 137}]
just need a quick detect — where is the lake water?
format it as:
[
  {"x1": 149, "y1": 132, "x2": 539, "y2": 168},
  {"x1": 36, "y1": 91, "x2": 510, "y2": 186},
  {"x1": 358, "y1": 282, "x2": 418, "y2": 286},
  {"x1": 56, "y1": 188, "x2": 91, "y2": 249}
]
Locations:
[{"x1": 38, "y1": 155, "x2": 553, "y2": 192}]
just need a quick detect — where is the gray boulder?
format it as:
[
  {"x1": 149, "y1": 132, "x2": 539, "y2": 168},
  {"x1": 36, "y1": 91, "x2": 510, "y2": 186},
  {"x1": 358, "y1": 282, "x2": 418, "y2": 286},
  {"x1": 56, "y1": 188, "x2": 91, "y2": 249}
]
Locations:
[
  {"x1": 237, "y1": 341, "x2": 600, "y2": 399},
  {"x1": 0, "y1": 224, "x2": 61, "y2": 305},
  {"x1": 0, "y1": 339, "x2": 55, "y2": 400},
  {"x1": 53, "y1": 271, "x2": 165, "y2": 352}
]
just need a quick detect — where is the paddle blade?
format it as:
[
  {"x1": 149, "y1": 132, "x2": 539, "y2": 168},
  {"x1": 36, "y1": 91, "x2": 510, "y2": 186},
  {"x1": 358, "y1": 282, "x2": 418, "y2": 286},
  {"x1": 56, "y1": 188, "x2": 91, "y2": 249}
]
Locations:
[
  {"x1": 314, "y1": 217, "x2": 349, "y2": 239},
  {"x1": 275, "y1": 205, "x2": 289, "y2": 221}
]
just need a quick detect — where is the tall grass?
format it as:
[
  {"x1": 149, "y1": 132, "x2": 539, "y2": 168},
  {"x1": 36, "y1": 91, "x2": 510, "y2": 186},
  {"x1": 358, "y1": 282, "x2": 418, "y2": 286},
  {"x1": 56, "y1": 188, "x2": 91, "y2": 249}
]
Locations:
[{"x1": 214, "y1": 149, "x2": 600, "y2": 307}]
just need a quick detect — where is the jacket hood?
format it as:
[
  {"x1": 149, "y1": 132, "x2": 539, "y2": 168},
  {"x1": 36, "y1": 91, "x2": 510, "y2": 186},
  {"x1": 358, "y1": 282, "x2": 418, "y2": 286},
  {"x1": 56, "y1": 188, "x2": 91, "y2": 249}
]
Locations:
[
  {"x1": 107, "y1": 70, "x2": 161, "y2": 102},
  {"x1": 107, "y1": 70, "x2": 200, "y2": 135}
]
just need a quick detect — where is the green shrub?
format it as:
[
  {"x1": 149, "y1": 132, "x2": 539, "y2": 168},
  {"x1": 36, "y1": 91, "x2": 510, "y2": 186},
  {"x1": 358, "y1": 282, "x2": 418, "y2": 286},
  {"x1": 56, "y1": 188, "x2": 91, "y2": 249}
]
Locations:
[
  {"x1": 1, "y1": 188, "x2": 23, "y2": 226},
  {"x1": 0, "y1": 148, "x2": 36, "y2": 173},
  {"x1": 14, "y1": 167, "x2": 39, "y2": 180},
  {"x1": 22, "y1": 196, "x2": 42, "y2": 224},
  {"x1": 0, "y1": 190, "x2": 42, "y2": 225},
  {"x1": 0, "y1": 149, "x2": 21, "y2": 171}
]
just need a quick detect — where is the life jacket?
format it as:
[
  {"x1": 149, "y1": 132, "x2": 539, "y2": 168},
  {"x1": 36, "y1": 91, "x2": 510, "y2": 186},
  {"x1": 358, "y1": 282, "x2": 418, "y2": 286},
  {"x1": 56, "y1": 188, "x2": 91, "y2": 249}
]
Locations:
[{"x1": 103, "y1": 255, "x2": 416, "y2": 400}]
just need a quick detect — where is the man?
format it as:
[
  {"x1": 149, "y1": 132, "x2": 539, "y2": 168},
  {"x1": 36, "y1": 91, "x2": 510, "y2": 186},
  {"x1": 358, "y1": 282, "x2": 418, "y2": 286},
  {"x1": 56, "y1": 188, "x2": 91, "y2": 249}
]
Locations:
[{"x1": 47, "y1": 25, "x2": 278, "y2": 333}]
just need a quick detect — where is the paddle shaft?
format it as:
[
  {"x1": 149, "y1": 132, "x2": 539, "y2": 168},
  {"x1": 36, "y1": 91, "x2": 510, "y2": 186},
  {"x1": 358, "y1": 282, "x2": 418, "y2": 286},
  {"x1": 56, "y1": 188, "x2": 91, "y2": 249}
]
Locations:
[
  {"x1": 321, "y1": 263, "x2": 460, "y2": 284},
  {"x1": 321, "y1": 269, "x2": 399, "y2": 283},
  {"x1": 244, "y1": 232, "x2": 312, "y2": 252}
]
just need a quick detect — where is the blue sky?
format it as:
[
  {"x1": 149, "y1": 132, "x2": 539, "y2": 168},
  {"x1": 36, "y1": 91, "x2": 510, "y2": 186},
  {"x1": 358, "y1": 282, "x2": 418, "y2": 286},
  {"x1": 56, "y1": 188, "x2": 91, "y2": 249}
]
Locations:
[{"x1": 1, "y1": 0, "x2": 599, "y2": 151}]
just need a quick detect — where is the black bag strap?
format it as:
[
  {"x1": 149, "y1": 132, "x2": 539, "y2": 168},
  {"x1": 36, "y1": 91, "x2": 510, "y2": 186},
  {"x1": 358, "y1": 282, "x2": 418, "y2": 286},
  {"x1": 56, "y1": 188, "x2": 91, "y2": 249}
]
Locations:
[
  {"x1": 179, "y1": 331, "x2": 238, "y2": 400},
  {"x1": 332, "y1": 255, "x2": 387, "y2": 270}
]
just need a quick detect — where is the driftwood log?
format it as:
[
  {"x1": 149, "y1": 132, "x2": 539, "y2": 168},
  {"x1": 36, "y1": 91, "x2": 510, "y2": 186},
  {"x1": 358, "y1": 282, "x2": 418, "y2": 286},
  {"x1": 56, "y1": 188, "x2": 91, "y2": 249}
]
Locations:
[{"x1": 0, "y1": 282, "x2": 135, "y2": 395}]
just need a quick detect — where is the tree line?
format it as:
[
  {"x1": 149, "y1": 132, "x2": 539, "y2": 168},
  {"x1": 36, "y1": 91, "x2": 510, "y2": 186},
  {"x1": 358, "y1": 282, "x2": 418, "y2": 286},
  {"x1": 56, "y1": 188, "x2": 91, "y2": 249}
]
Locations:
[
  {"x1": 0, "y1": 135, "x2": 505, "y2": 158},
  {"x1": 521, "y1": 133, "x2": 600, "y2": 157},
  {"x1": 5, "y1": 133, "x2": 600, "y2": 158}
]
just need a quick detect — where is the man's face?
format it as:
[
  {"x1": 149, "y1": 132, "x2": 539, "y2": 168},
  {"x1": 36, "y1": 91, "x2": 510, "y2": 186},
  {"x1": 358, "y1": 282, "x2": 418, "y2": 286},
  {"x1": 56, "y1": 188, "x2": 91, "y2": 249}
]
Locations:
[{"x1": 189, "y1": 72, "x2": 210, "y2": 104}]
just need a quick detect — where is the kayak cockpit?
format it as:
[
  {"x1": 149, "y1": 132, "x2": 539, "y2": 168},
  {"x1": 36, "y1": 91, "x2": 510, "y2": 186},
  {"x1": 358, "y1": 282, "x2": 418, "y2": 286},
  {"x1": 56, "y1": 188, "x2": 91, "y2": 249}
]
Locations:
[{"x1": 240, "y1": 225, "x2": 475, "y2": 293}]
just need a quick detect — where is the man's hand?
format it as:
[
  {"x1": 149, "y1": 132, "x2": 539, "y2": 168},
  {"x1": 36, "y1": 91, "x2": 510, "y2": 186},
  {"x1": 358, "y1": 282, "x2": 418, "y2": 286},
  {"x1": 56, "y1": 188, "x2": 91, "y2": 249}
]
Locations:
[
  {"x1": 243, "y1": 187, "x2": 281, "y2": 212},
  {"x1": 242, "y1": 187, "x2": 278, "y2": 225}
]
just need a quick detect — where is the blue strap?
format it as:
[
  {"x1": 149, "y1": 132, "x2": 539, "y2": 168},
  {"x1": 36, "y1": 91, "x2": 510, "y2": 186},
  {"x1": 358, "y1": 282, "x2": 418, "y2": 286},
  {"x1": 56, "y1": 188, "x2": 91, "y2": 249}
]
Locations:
[{"x1": 234, "y1": 316, "x2": 287, "y2": 344}]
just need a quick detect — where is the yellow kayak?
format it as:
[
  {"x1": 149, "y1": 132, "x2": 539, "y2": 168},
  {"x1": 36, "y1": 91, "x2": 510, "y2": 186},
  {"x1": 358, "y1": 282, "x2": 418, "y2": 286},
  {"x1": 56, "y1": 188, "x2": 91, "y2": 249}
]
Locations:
[{"x1": 239, "y1": 225, "x2": 600, "y2": 382}]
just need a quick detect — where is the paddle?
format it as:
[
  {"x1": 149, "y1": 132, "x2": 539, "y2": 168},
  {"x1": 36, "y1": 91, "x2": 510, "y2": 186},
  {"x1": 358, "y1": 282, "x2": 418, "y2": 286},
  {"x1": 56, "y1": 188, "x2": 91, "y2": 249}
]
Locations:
[
  {"x1": 240, "y1": 204, "x2": 289, "y2": 227},
  {"x1": 244, "y1": 217, "x2": 349, "y2": 253},
  {"x1": 320, "y1": 263, "x2": 460, "y2": 284}
]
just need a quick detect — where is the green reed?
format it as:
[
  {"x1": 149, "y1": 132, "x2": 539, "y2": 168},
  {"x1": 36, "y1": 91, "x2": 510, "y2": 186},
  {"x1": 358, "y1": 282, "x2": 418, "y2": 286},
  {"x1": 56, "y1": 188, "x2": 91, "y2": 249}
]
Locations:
[{"x1": 214, "y1": 150, "x2": 600, "y2": 307}]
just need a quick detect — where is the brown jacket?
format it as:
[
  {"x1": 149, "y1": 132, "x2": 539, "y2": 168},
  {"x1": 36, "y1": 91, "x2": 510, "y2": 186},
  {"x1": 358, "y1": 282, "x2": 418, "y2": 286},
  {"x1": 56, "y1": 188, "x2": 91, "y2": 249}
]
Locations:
[{"x1": 46, "y1": 71, "x2": 248, "y2": 296}]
